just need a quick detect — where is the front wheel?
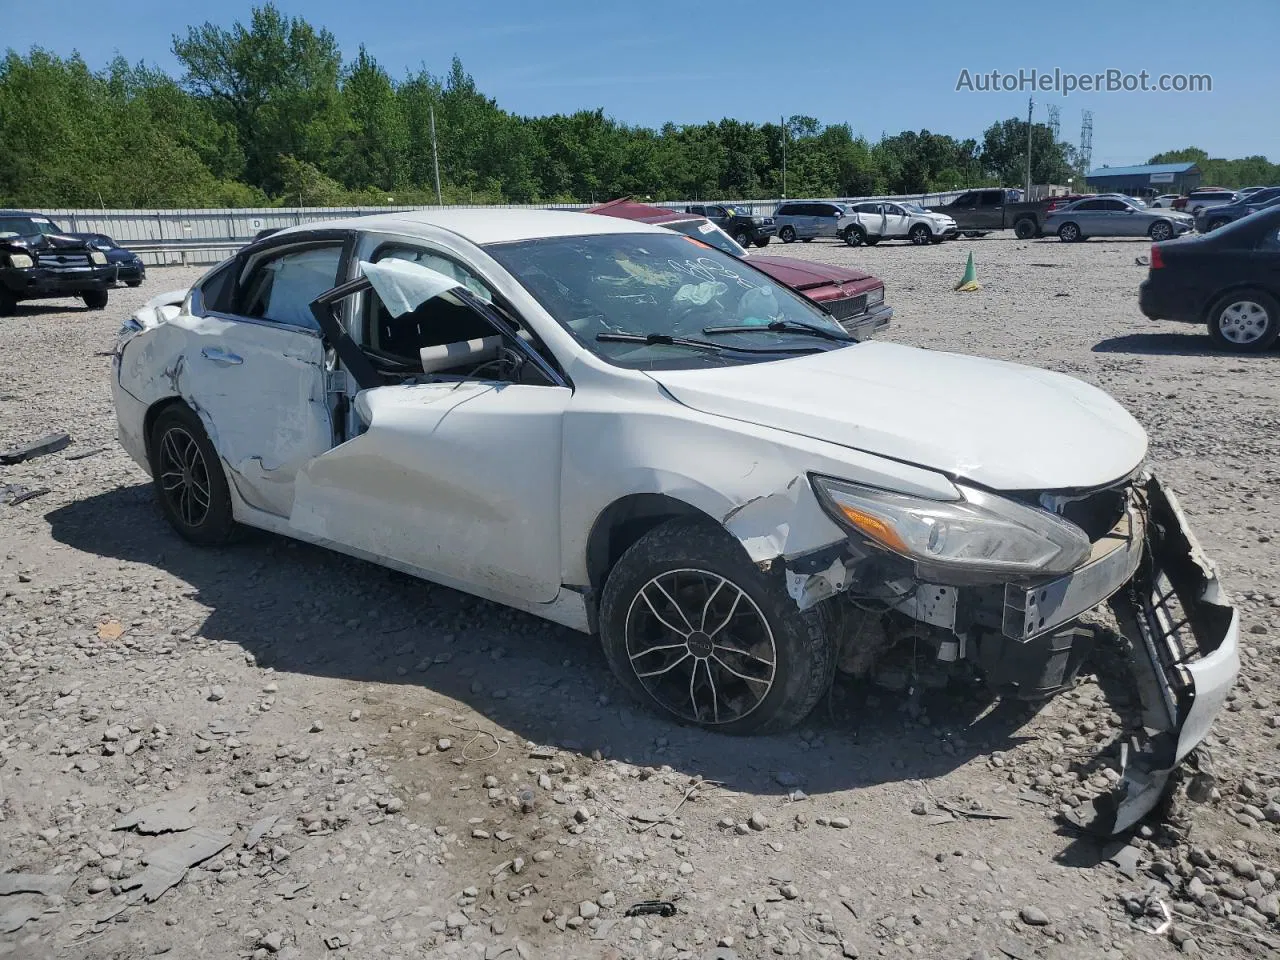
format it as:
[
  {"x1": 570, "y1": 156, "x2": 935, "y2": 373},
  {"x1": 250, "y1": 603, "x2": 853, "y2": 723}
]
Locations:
[
  {"x1": 843, "y1": 226, "x2": 866, "y2": 247},
  {"x1": 733, "y1": 229, "x2": 751, "y2": 247},
  {"x1": 1206, "y1": 289, "x2": 1280, "y2": 352},
  {"x1": 909, "y1": 224, "x2": 932, "y2": 245},
  {"x1": 599, "y1": 519, "x2": 835, "y2": 735},
  {"x1": 148, "y1": 404, "x2": 238, "y2": 545},
  {"x1": 82, "y1": 290, "x2": 109, "y2": 310},
  {"x1": 1013, "y1": 219, "x2": 1037, "y2": 240},
  {"x1": 778, "y1": 226, "x2": 796, "y2": 243},
  {"x1": 1148, "y1": 221, "x2": 1175, "y2": 242},
  {"x1": 1057, "y1": 222, "x2": 1082, "y2": 242}
]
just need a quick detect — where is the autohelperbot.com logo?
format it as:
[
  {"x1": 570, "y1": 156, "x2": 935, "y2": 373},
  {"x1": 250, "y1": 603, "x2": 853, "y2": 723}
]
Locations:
[{"x1": 955, "y1": 68, "x2": 1212, "y2": 96}]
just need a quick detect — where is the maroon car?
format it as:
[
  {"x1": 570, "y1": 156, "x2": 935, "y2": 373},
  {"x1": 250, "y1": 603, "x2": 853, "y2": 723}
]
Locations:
[{"x1": 586, "y1": 199, "x2": 892, "y2": 337}]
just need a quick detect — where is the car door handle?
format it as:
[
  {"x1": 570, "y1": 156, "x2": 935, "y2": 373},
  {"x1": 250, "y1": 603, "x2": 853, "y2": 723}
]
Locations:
[{"x1": 201, "y1": 347, "x2": 243, "y2": 366}]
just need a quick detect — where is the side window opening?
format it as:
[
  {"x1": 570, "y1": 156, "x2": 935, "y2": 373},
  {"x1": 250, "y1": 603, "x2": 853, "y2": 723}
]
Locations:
[
  {"x1": 361, "y1": 245, "x2": 558, "y2": 386},
  {"x1": 239, "y1": 244, "x2": 343, "y2": 329}
]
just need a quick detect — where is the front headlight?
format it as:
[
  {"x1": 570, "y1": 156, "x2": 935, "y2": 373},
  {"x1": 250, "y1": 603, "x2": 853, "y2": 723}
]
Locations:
[
  {"x1": 90, "y1": 251, "x2": 107, "y2": 265},
  {"x1": 7, "y1": 253, "x2": 34, "y2": 268},
  {"x1": 866, "y1": 286, "x2": 884, "y2": 306},
  {"x1": 812, "y1": 477, "x2": 1091, "y2": 576},
  {"x1": 114, "y1": 317, "x2": 144, "y2": 357}
]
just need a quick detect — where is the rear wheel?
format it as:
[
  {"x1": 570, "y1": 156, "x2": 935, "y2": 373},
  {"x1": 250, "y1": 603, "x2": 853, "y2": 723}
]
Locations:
[
  {"x1": 1013, "y1": 218, "x2": 1037, "y2": 240},
  {"x1": 598, "y1": 519, "x2": 835, "y2": 735},
  {"x1": 1206, "y1": 289, "x2": 1280, "y2": 352},
  {"x1": 148, "y1": 404, "x2": 238, "y2": 545},
  {"x1": 779, "y1": 226, "x2": 796, "y2": 243},
  {"x1": 909, "y1": 224, "x2": 932, "y2": 245},
  {"x1": 843, "y1": 225, "x2": 866, "y2": 247},
  {"x1": 1057, "y1": 222, "x2": 1082, "y2": 242},
  {"x1": 82, "y1": 289, "x2": 108, "y2": 310},
  {"x1": 1148, "y1": 221, "x2": 1174, "y2": 242}
]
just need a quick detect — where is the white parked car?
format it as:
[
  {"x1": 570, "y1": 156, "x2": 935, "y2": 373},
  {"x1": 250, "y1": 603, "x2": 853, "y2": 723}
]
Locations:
[
  {"x1": 1149, "y1": 195, "x2": 1181, "y2": 208},
  {"x1": 112, "y1": 210, "x2": 1238, "y2": 834},
  {"x1": 841, "y1": 201, "x2": 959, "y2": 246}
]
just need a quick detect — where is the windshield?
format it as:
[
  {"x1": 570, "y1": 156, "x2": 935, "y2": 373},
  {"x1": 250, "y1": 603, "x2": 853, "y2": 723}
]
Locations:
[
  {"x1": 662, "y1": 219, "x2": 747, "y2": 257},
  {"x1": 0, "y1": 216, "x2": 60, "y2": 238},
  {"x1": 486, "y1": 232, "x2": 851, "y2": 370}
]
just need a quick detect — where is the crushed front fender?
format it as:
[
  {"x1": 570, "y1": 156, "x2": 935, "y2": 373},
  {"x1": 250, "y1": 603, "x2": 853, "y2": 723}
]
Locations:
[{"x1": 1071, "y1": 474, "x2": 1239, "y2": 835}]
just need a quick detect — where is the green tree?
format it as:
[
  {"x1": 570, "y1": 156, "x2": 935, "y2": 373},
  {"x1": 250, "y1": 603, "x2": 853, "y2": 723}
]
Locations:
[{"x1": 980, "y1": 118, "x2": 1073, "y2": 187}]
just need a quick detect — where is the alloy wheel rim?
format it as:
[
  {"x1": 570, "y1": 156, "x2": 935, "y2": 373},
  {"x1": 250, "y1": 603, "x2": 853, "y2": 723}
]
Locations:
[
  {"x1": 911, "y1": 227, "x2": 928, "y2": 244},
  {"x1": 158, "y1": 426, "x2": 212, "y2": 527},
  {"x1": 1152, "y1": 223, "x2": 1171, "y2": 240},
  {"x1": 624, "y1": 569, "x2": 777, "y2": 725},
  {"x1": 1218, "y1": 301, "x2": 1270, "y2": 344}
]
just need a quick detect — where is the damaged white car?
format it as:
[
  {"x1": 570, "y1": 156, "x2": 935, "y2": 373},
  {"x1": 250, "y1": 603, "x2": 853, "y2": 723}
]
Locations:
[{"x1": 112, "y1": 210, "x2": 1239, "y2": 834}]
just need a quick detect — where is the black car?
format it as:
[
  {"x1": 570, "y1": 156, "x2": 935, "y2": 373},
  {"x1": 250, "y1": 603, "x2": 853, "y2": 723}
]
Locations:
[
  {"x1": 1, "y1": 211, "x2": 115, "y2": 314},
  {"x1": 1139, "y1": 205, "x2": 1280, "y2": 352},
  {"x1": 683, "y1": 204, "x2": 776, "y2": 248},
  {"x1": 1194, "y1": 188, "x2": 1280, "y2": 233},
  {"x1": 71, "y1": 233, "x2": 146, "y2": 287}
]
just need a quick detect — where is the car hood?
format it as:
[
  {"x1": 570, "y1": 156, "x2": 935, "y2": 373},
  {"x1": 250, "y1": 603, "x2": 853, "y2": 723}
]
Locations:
[
  {"x1": 645, "y1": 341, "x2": 1147, "y2": 491},
  {"x1": 749, "y1": 255, "x2": 874, "y2": 288},
  {"x1": 0, "y1": 231, "x2": 95, "y2": 254}
]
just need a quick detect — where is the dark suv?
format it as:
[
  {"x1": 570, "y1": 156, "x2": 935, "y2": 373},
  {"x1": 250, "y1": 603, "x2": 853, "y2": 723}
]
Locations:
[
  {"x1": 1, "y1": 211, "x2": 115, "y2": 314},
  {"x1": 683, "y1": 204, "x2": 776, "y2": 248}
]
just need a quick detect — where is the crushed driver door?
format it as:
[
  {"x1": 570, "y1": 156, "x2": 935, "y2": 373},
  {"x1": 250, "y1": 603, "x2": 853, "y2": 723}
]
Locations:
[{"x1": 287, "y1": 257, "x2": 570, "y2": 605}]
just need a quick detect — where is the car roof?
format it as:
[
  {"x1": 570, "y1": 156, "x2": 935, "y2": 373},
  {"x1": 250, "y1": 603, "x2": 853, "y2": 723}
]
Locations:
[{"x1": 271, "y1": 208, "x2": 670, "y2": 246}]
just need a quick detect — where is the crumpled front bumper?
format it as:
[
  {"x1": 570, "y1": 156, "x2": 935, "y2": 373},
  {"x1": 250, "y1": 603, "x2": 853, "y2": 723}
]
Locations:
[{"x1": 1073, "y1": 474, "x2": 1239, "y2": 834}]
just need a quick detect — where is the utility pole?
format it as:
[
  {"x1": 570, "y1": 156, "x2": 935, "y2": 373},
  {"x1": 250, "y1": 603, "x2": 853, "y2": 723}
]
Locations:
[
  {"x1": 430, "y1": 105, "x2": 443, "y2": 206},
  {"x1": 1025, "y1": 96, "x2": 1034, "y2": 199},
  {"x1": 781, "y1": 115, "x2": 787, "y2": 199}
]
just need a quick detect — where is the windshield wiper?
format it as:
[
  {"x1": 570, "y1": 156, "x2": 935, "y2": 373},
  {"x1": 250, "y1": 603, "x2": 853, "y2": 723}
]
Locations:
[
  {"x1": 596, "y1": 331, "x2": 819, "y2": 354},
  {"x1": 701, "y1": 319, "x2": 853, "y2": 342}
]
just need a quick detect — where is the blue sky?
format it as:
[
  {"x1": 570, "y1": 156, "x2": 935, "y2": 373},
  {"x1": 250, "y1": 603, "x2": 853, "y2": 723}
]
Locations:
[{"x1": 7, "y1": 0, "x2": 1277, "y2": 165}]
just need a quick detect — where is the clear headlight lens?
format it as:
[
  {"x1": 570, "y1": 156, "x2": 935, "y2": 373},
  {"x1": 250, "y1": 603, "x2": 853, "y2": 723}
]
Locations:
[
  {"x1": 7, "y1": 253, "x2": 34, "y2": 268},
  {"x1": 90, "y1": 251, "x2": 107, "y2": 265},
  {"x1": 812, "y1": 477, "x2": 1092, "y2": 576},
  {"x1": 866, "y1": 286, "x2": 884, "y2": 306}
]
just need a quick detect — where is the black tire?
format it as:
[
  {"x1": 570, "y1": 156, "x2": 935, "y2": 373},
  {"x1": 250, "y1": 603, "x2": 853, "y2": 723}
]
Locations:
[
  {"x1": 82, "y1": 289, "x2": 109, "y2": 310},
  {"x1": 1148, "y1": 221, "x2": 1175, "y2": 242},
  {"x1": 733, "y1": 229, "x2": 751, "y2": 248},
  {"x1": 1206, "y1": 219, "x2": 1229, "y2": 233},
  {"x1": 963, "y1": 231, "x2": 981, "y2": 238},
  {"x1": 1013, "y1": 218, "x2": 1037, "y2": 240},
  {"x1": 1205, "y1": 289, "x2": 1280, "y2": 353},
  {"x1": 753, "y1": 238, "x2": 770, "y2": 248},
  {"x1": 1057, "y1": 222, "x2": 1082, "y2": 242},
  {"x1": 908, "y1": 224, "x2": 931, "y2": 245},
  {"x1": 126, "y1": 280, "x2": 142, "y2": 288},
  {"x1": 598, "y1": 518, "x2": 835, "y2": 735},
  {"x1": 0, "y1": 289, "x2": 16, "y2": 316},
  {"x1": 779, "y1": 226, "x2": 796, "y2": 243},
  {"x1": 147, "y1": 404, "x2": 238, "y2": 545},
  {"x1": 843, "y1": 225, "x2": 866, "y2": 247}
]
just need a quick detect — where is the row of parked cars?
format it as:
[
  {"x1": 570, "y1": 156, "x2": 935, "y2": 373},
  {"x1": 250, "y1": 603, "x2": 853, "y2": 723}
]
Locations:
[{"x1": 0, "y1": 210, "x2": 145, "y2": 314}]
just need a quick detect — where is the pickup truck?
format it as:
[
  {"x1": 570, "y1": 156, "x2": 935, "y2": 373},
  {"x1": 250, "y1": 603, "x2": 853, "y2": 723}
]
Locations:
[
  {"x1": 1, "y1": 211, "x2": 115, "y2": 314},
  {"x1": 926, "y1": 188, "x2": 1052, "y2": 239},
  {"x1": 684, "y1": 204, "x2": 776, "y2": 248}
]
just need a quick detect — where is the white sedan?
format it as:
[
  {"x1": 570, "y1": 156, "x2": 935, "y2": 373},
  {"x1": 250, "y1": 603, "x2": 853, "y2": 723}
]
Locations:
[{"x1": 112, "y1": 210, "x2": 1237, "y2": 834}]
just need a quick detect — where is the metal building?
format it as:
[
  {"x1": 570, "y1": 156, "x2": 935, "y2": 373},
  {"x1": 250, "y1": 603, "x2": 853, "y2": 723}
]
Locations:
[{"x1": 1084, "y1": 162, "x2": 1202, "y2": 198}]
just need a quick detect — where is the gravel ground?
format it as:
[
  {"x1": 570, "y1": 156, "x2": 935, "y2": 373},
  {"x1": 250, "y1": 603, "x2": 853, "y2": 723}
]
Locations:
[{"x1": 2, "y1": 234, "x2": 1279, "y2": 960}]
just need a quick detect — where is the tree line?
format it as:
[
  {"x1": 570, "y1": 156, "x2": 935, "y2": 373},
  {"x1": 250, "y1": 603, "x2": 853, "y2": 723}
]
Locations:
[{"x1": 1, "y1": 4, "x2": 1274, "y2": 209}]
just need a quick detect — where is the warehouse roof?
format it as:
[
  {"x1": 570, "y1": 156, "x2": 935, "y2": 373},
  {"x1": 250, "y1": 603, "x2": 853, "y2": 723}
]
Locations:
[{"x1": 1086, "y1": 162, "x2": 1199, "y2": 178}]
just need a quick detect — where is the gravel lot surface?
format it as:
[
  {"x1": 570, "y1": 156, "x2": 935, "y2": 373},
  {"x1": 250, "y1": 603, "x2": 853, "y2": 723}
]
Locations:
[{"x1": 2, "y1": 234, "x2": 1279, "y2": 960}]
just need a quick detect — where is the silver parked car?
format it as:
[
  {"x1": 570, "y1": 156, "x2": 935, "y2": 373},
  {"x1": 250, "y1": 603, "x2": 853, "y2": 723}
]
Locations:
[
  {"x1": 771, "y1": 200, "x2": 850, "y2": 243},
  {"x1": 1044, "y1": 196, "x2": 1194, "y2": 242}
]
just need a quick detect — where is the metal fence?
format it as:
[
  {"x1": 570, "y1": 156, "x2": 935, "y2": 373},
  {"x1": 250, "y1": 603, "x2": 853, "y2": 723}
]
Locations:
[{"x1": 31, "y1": 192, "x2": 969, "y2": 266}]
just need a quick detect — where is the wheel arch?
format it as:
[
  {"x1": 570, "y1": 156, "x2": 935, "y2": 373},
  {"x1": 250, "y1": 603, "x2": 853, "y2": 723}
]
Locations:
[
  {"x1": 585, "y1": 493, "x2": 720, "y2": 598},
  {"x1": 1201, "y1": 283, "x2": 1280, "y2": 324}
]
